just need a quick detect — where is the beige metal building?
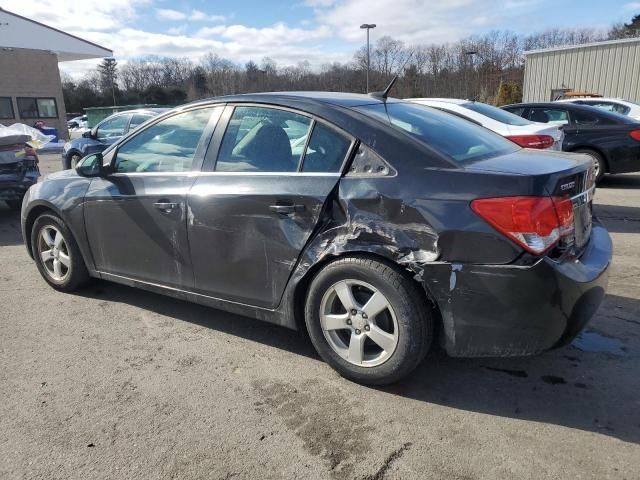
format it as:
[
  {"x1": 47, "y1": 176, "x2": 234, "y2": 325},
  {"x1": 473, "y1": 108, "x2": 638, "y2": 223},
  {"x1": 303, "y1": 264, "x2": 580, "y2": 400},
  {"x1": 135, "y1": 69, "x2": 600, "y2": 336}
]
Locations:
[
  {"x1": 0, "y1": 8, "x2": 111, "y2": 138},
  {"x1": 523, "y1": 37, "x2": 640, "y2": 103}
]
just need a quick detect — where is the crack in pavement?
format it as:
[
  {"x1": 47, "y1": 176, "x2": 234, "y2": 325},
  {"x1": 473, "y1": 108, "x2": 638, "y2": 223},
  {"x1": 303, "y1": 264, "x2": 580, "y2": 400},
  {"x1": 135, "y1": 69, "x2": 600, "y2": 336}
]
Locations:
[{"x1": 362, "y1": 442, "x2": 413, "y2": 480}]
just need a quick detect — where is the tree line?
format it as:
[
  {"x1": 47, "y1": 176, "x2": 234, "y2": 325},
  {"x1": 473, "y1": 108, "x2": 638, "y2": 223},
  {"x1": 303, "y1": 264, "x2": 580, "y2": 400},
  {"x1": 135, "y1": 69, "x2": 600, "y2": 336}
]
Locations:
[{"x1": 62, "y1": 14, "x2": 640, "y2": 113}]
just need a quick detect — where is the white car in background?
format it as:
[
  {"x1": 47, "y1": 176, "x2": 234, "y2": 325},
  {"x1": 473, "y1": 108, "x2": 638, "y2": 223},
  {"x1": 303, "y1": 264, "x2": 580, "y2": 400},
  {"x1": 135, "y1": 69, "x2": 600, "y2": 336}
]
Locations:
[
  {"x1": 407, "y1": 98, "x2": 564, "y2": 150},
  {"x1": 555, "y1": 97, "x2": 640, "y2": 120}
]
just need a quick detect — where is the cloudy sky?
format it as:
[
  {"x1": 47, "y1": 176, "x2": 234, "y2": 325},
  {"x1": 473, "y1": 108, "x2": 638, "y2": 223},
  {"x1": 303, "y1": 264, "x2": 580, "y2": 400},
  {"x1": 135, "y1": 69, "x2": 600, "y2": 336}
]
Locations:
[{"x1": 2, "y1": 0, "x2": 638, "y2": 77}]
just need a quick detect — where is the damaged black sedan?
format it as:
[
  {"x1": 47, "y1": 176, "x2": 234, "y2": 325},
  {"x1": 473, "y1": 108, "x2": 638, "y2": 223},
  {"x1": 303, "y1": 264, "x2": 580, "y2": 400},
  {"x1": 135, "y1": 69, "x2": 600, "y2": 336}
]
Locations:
[{"x1": 21, "y1": 93, "x2": 612, "y2": 385}]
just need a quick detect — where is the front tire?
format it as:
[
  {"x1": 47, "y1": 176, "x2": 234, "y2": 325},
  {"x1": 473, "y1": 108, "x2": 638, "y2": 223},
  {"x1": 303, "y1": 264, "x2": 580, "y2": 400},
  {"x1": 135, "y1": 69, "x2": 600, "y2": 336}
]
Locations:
[
  {"x1": 64, "y1": 151, "x2": 82, "y2": 170},
  {"x1": 31, "y1": 213, "x2": 89, "y2": 291},
  {"x1": 305, "y1": 256, "x2": 432, "y2": 385}
]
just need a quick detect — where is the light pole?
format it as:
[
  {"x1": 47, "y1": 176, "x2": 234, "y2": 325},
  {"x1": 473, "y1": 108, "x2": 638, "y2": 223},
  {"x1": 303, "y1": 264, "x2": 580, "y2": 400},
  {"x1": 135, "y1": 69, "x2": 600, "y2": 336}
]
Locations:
[
  {"x1": 360, "y1": 23, "x2": 376, "y2": 93},
  {"x1": 464, "y1": 50, "x2": 477, "y2": 99}
]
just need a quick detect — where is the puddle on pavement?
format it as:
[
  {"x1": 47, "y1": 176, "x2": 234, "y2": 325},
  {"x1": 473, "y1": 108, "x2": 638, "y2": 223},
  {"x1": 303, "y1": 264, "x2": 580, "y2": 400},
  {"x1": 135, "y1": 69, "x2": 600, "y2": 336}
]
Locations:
[{"x1": 572, "y1": 330, "x2": 627, "y2": 356}]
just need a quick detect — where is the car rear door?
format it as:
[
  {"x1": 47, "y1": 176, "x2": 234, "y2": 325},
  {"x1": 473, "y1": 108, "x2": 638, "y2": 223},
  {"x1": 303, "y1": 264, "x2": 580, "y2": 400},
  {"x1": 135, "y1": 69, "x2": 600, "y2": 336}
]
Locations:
[
  {"x1": 187, "y1": 104, "x2": 355, "y2": 309},
  {"x1": 84, "y1": 106, "x2": 223, "y2": 289}
]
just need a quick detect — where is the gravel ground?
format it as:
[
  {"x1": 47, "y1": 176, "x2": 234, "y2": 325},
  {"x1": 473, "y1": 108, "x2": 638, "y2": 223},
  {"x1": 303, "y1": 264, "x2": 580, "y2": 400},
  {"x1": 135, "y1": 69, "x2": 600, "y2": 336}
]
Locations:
[{"x1": 1, "y1": 154, "x2": 638, "y2": 480}]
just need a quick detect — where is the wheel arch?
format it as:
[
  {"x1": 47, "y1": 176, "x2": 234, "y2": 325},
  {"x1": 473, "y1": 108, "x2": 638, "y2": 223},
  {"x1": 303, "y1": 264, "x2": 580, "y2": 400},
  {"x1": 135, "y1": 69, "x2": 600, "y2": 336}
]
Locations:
[
  {"x1": 566, "y1": 145, "x2": 609, "y2": 173},
  {"x1": 291, "y1": 250, "x2": 443, "y2": 344},
  {"x1": 24, "y1": 203, "x2": 60, "y2": 258}
]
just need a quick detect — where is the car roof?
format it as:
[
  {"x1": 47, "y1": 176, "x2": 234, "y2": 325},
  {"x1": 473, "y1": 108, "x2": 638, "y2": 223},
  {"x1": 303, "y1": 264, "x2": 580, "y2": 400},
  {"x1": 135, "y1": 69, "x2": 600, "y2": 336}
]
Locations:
[
  {"x1": 557, "y1": 97, "x2": 633, "y2": 104},
  {"x1": 502, "y1": 102, "x2": 637, "y2": 123},
  {"x1": 187, "y1": 91, "x2": 404, "y2": 109},
  {"x1": 106, "y1": 108, "x2": 169, "y2": 118},
  {"x1": 408, "y1": 98, "x2": 471, "y2": 105}
]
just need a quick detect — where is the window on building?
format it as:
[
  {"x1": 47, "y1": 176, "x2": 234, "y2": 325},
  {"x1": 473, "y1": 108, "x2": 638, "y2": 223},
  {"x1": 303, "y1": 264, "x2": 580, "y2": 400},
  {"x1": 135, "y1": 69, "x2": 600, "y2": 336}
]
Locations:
[
  {"x1": 0, "y1": 97, "x2": 14, "y2": 119},
  {"x1": 16, "y1": 97, "x2": 58, "y2": 119}
]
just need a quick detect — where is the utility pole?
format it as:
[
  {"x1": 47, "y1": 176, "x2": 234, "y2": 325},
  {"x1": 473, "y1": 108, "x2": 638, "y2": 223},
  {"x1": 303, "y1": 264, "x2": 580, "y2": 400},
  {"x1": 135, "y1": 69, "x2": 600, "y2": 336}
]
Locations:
[
  {"x1": 360, "y1": 23, "x2": 376, "y2": 93},
  {"x1": 464, "y1": 50, "x2": 478, "y2": 100}
]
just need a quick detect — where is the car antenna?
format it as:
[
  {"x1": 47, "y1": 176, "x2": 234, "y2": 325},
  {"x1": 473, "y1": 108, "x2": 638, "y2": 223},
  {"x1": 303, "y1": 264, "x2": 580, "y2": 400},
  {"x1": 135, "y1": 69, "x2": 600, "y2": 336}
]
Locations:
[
  {"x1": 369, "y1": 75, "x2": 398, "y2": 101},
  {"x1": 368, "y1": 51, "x2": 413, "y2": 101}
]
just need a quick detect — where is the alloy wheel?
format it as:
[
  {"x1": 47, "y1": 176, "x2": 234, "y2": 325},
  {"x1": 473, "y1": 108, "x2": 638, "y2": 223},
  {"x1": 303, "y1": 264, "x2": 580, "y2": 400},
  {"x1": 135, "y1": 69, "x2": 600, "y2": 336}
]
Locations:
[
  {"x1": 319, "y1": 279, "x2": 399, "y2": 367},
  {"x1": 37, "y1": 225, "x2": 71, "y2": 281}
]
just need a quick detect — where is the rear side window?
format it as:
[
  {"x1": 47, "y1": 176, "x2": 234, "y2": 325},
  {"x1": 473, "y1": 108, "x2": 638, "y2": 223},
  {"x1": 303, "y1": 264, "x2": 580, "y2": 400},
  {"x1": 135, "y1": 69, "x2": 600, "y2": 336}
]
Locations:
[
  {"x1": 301, "y1": 123, "x2": 351, "y2": 173},
  {"x1": 216, "y1": 106, "x2": 312, "y2": 172},
  {"x1": 587, "y1": 102, "x2": 630, "y2": 115},
  {"x1": 571, "y1": 110, "x2": 617, "y2": 126},
  {"x1": 356, "y1": 102, "x2": 519, "y2": 163}
]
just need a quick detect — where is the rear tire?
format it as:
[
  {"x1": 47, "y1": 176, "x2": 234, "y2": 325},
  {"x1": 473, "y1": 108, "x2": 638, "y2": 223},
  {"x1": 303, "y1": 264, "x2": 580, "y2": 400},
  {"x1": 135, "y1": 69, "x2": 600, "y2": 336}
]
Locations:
[
  {"x1": 31, "y1": 213, "x2": 90, "y2": 291},
  {"x1": 574, "y1": 148, "x2": 605, "y2": 183},
  {"x1": 304, "y1": 256, "x2": 432, "y2": 385}
]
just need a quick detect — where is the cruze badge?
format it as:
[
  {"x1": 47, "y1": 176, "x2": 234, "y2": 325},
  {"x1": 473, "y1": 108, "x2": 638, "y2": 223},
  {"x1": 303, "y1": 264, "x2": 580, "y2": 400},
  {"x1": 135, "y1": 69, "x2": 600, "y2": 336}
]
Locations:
[{"x1": 560, "y1": 180, "x2": 576, "y2": 191}]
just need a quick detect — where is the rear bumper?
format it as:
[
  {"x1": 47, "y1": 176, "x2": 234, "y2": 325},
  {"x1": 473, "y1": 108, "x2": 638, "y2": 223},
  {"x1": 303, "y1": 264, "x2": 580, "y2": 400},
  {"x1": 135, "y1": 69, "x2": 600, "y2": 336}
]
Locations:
[
  {"x1": 423, "y1": 221, "x2": 612, "y2": 357},
  {"x1": 0, "y1": 171, "x2": 39, "y2": 200}
]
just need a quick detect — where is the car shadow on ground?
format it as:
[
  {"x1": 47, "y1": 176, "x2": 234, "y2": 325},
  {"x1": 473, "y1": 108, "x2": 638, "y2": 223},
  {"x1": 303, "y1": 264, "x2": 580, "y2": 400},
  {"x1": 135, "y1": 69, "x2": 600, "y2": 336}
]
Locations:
[
  {"x1": 595, "y1": 204, "x2": 640, "y2": 234},
  {"x1": 599, "y1": 173, "x2": 640, "y2": 189},
  {"x1": 0, "y1": 205, "x2": 23, "y2": 247},
  {"x1": 77, "y1": 281, "x2": 640, "y2": 445}
]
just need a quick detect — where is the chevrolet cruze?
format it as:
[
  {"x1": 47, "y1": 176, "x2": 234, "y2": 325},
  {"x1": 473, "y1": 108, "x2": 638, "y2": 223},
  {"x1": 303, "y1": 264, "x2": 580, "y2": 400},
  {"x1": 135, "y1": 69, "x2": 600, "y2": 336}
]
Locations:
[{"x1": 21, "y1": 92, "x2": 612, "y2": 385}]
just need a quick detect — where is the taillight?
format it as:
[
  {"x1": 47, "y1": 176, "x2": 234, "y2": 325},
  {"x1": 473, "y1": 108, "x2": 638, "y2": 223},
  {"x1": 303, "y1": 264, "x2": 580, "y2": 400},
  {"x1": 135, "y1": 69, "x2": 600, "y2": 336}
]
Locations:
[
  {"x1": 471, "y1": 196, "x2": 574, "y2": 255},
  {"x1": 506, "y1": 135, "x2": 555, "y2": 149},
  {"x1": 629, "y1": 129, "x2": 640, "y2": 141}
]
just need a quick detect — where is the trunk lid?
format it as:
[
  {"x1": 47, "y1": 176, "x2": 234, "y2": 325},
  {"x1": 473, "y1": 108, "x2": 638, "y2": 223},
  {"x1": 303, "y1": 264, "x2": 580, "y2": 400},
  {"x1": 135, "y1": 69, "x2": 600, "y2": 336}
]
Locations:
[{"x1": 466, "y1": 149, "x2": 595, "y2": 255}]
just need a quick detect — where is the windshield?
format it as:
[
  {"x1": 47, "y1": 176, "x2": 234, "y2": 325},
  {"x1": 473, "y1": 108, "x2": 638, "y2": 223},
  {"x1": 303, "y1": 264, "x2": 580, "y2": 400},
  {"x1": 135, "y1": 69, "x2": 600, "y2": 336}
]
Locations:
[
  {"x1": 462, "y1": 102, "x2": 532, "y2": 126},
  {"x1": 356, "y1": 102, "x2": 519, "y2": 163}
]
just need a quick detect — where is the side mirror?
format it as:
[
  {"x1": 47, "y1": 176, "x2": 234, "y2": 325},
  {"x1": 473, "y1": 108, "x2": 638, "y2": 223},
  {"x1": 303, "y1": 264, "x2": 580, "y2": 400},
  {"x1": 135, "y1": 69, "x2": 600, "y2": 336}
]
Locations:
[
  {"x1": 83, "y1": 127, "x2": 98, "y2": 139},
  {"x1": 76, "y1": 153, "x2": 107, "y2": 177}
]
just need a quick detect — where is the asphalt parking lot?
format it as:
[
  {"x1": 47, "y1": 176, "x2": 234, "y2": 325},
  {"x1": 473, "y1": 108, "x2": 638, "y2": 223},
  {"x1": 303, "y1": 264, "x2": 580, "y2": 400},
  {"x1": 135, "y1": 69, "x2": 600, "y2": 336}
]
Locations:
[{"x1": 1, "y1": 154, "x2": 639, "y2": 480}]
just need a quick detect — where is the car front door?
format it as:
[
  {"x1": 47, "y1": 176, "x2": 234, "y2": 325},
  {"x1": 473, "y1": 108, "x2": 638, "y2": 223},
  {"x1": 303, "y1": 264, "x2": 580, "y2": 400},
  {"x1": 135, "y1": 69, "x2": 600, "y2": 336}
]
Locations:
[
  {"x1": 187, "y1": 105, "x2": 355, "y2": 308},
  {"x1": 84, "y1": 106, "x2": 223, "y2": 289}
]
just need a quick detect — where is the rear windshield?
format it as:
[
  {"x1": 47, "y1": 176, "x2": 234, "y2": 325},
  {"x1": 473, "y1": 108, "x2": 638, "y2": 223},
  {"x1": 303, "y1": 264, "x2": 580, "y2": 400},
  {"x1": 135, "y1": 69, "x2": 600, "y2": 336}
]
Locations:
[
  {"x1": 356, "y1": 102, "x2": 519, "y2": 163},
  {"x1": 462, "y1": 102, "x2": 532, "y2": 126}
]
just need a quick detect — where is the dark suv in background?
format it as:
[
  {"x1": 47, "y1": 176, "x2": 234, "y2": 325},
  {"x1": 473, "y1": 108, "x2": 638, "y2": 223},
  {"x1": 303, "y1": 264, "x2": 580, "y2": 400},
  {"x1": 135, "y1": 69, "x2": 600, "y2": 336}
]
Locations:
[{"x1": 62, "y1": 108, "x2": 168, "y2": 169}]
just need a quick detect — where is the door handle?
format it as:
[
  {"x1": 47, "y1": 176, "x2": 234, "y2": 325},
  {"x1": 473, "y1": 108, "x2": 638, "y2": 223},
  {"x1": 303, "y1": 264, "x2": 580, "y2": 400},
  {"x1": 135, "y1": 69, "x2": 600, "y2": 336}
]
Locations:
[
  {"x1": 269, "y1": 204, "x2": 305, "y2": 215},
  {"x1": 154, "y1": 200, "x2": 178, "y2": 213}
]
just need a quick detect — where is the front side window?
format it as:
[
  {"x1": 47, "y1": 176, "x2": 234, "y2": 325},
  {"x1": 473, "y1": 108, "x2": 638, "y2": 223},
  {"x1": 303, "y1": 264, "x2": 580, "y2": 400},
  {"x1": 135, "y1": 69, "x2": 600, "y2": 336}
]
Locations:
[
  {"x1": 504, "y1": 107, "x2": 525, "y2": 118},
  {"x1": 216, "y1": 106, "x2": 312, "y2": 172},
  {"x1": 128, "y1": 114, "x2": 153, "y2": 131},
  {"x1": 115, "y1": 107, "x2": 217, "y2": 173},
  {"x1": 97, "y1": 115, "x2": 130, "y2": 139},
  {"x1": 301, "y1": 123, "x2": 351, "y2": 173},
  {"x1": 17, "y1": 97, "x2": 58, "y2": 118},
  {"x1": 0, "y1": 97, "x2": 14, "y2": 119},
  {"x1": 529, "y1": 108, "x2": 569, "y2": 125},
  {"x1": 356, "y1": 102, "x2": 519, "y2": 163}
]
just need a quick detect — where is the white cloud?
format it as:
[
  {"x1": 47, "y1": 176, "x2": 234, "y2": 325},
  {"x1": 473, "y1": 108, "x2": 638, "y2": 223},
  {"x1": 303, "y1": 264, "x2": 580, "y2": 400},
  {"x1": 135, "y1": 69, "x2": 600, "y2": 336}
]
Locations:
[
  {"x1": 156, "y1": 8, "x2": 186, "y2": 21},
  {"x1": 1, "y1": 0, "x2": 609, "y2": 80},
  {"x1": 623, "y1": 2, "x2": 640, "y2": 10},
  {"x1": 1, "y1": 0, "x2": 148, "y2": 31},
  {"x1": 156, "y1": 8, "x2": 225, "y2": 22}
]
